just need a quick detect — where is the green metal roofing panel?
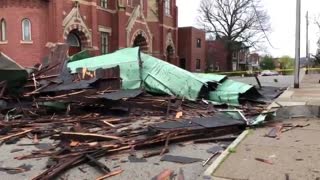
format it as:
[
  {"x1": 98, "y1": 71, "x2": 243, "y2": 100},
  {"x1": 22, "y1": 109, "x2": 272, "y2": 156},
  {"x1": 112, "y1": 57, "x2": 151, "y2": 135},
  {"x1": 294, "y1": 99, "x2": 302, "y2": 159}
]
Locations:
[
  {"x1": 69, "y1": 50, "x2": 91, "y2": 63},
  {"x1": 68, "y1": 47, "x2": 207, "y2": 101},
  {"x1": 194, "y1": 73, "x2": 227, "y2": 83},
  {"x1": 141, "y1": 53, "x2": 208, "y2": 100},
  {"x1": 68, "y1": 47, "x2": 141, "y2": 90},
  {"x1": 217, "y1": 79, "x2": 253, "y2": 94},
  {"x1": 67, "y1": 48, "x2": 258, "y2": 103},
  {"x1": 209, "y1": 91, "x2": 240, "y2": 105},
  {"x1": 209, "y1": 79, "x2": 254, "y2": 105}
]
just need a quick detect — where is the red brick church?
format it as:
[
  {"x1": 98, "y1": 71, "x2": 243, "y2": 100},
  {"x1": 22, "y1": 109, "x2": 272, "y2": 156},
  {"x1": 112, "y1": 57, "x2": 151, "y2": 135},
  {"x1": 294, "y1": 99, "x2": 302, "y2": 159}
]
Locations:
[{"x1": 0, "y1": 0, "x2": 178, "y2": 67}]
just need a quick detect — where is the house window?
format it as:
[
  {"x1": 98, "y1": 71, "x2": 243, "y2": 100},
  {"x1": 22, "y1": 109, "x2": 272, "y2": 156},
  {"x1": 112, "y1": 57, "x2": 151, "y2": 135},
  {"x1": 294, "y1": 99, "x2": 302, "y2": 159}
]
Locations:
[
  {"x1": 196, "y1": 38, "x2": 201, "y2": 48},
  {"x1": 101, "y1": 32, "x2": 109, "y2": 54},
  {"x1": 164, "y1": 0, "x2": 171, "y2": 16},
  {"x1": 232, "y1": 52, "x2": 237, "y2": 59},
  {"x1": 0, "y1": 19, "x2": 6, "y2": 41},
  {"x1": 100, "y1": 0, "x2": 108, "y2": 8},
  {"x1": 22, "y1": 18, "x2": 31, "y2": 41},
  {"x1": 196, "y1": 59, "x2": 201, "y2": 70}
]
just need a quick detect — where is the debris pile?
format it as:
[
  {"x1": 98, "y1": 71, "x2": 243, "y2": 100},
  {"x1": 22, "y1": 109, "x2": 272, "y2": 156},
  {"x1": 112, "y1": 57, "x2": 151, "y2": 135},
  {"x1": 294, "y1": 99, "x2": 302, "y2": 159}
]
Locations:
[{"x1": 0, "y1": 45, "x2": 285, "y2": 179}]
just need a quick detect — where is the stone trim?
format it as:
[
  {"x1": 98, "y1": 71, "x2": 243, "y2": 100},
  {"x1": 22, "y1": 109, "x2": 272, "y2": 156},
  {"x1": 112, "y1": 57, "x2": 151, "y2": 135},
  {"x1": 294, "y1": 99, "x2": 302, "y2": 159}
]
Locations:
[
  {"x1": 20, "y1": 40, "x2": 33, "y2": 44},
  {"x1": 71, "y1": 0, "x2": 97, "y2": 6},
  {"x1": 0, "y1": 41, "x2": 8, "y2": 44},
  {"x1": 126, "y1": 5, "x2": 141, "y2": 33},
  {"x1": 160, "y1": 24, "x2": 177, "y2": 30},
  {"x1": 126, "y1": 5, "x2": 153, "y2": 52},
  {"x1": 98, "y1": 26, "x2": 112, "y2": 34},
  {"x1": 62, "y1": 3, "x2": 92, "y2": 47},
  {"x1": 97, "y1": 6, "x2": 117, "y2": 14}
]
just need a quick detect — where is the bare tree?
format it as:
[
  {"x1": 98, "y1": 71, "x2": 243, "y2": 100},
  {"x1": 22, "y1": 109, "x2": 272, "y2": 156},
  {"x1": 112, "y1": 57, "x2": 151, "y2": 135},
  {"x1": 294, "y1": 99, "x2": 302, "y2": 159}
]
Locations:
[
  {"x1": 313, "y1": 16, "x2": 320, "y2": 65},
  {"x1": 198, "y1": 0, "x2": 270, "y2": 70},
  {"x1": 315, "y1": 15, "x2": 320, "y2": 30}
]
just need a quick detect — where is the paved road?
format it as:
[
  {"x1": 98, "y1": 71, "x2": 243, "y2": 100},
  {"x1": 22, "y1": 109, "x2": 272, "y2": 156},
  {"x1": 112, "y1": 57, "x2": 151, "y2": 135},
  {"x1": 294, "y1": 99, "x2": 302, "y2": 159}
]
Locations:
[
  {"x1": 230, "y1": 75, "x2": 294, "y2": 88},
  {"x1": 0, "y1": 137, "x2": 224, "y2": 180}
]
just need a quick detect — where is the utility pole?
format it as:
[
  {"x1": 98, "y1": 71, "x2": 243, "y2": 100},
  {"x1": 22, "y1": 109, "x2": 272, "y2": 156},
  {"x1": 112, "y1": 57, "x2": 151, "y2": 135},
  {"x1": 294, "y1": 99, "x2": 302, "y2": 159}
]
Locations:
[
  {"x1": 294, "y1": 0, "x2": 301, "y2": 88},
  {"x1": 306, "y1": 11, "x2": 309, "y2": 74}
]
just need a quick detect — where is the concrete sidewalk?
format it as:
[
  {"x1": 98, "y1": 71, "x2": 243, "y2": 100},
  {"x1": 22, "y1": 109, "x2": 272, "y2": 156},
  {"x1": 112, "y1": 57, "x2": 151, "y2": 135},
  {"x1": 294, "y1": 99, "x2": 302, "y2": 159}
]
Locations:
[
  {"x1": 270, "y1": 73, "x2": 320, "y2": 106},
  {"x1": 205, "y1": 73, "x2": 320, "y2": 180}
]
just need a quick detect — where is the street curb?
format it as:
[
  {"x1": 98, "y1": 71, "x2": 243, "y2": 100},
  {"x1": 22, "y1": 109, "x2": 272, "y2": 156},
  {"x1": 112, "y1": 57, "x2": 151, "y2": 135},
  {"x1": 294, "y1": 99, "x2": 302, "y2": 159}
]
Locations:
[{"x1": 202, "y1": 130, "x2": 250, "y2": 179}]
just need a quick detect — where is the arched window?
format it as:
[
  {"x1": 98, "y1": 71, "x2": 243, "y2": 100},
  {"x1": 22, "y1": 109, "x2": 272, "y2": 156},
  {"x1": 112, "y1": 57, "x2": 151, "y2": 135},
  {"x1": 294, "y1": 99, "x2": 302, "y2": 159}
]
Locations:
[
  {"x1": 67, "y1": 33, "x2": 81, "y2": 47},
  {"x1": 164, "y1": 0, "x2": 171, "y2": 16},
  {"x1": 22, "y1": 18, "x2": 31, "y2": 41},
  {"x1": 0, "y1": 19, "x2": 6, "y2": 41}
]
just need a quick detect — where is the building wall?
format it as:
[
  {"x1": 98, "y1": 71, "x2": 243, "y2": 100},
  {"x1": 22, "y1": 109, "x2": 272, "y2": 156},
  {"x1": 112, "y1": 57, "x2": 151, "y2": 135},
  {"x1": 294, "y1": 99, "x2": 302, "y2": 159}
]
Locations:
[
  {"x1": 206, "y1": 39, "x2": 253, "y2": 72},
  {"x1": 206, "y1": 40, "x2": 229, "y2": 72},
  {"x1": 178, "y1": 27, "x2": 206, "y2": 72},
  {"x1": 0, "y1": 0, "x2": 49, "y2": 67},
  {"x1": 177, "y1": 28, "x2": 191, "y2": 70},
  {"x1": 0, "y1": 0, "x2": 179, "y2": 67}
]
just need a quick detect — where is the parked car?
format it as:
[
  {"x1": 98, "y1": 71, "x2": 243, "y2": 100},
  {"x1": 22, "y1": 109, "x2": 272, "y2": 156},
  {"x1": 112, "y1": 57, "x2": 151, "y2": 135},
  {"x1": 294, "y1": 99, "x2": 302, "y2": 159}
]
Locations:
[{"x1": 260, "y1": 70, "x2": 279, "y2": 76}]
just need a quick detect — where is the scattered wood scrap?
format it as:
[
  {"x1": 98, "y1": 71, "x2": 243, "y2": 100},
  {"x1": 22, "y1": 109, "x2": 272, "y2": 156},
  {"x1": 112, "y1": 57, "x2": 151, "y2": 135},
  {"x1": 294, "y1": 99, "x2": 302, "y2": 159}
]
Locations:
[
  {"x1": 0, "y1": 46, "x2": 271, "y2": 179},
  {"x1": 59, "y1": 132, "x2": 124, "y2": 142},
  {"x1": 0, "y1": 129, "x2": 33, "y2": 142},
  {"x1": 153, "y1": 169, "x2": 174, "y2": 180},
  {"x1": 255, "y1": 158, "x2": 273, "y2": 165},
  {"x1": 96, "y1": 169, "x2": 124, "y2": 180}
]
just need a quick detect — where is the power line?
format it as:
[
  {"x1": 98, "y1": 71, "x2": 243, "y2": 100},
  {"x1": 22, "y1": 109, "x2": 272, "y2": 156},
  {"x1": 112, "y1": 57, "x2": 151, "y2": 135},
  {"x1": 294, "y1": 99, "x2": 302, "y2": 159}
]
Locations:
[{"x1": 250, "y1": 0, "x2": 275, "y2": 49}]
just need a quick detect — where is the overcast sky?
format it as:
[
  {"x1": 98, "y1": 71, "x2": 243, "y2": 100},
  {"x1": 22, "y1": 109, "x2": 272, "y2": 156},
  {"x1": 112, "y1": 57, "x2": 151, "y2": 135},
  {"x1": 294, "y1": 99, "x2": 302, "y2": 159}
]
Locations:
[{"x1": 176, "y1": 0, "x2": 320, "y2": 58}]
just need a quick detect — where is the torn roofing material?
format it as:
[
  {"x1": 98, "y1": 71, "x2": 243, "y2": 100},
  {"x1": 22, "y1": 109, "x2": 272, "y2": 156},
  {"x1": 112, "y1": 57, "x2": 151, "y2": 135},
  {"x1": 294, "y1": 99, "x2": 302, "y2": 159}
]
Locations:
[
  {"x1": 0, "y1": 52, "x2": 28, "y2": 93},
  {"x1": 69, "y1": 50, "x2": 91, "y2": 63},
  {"x1": 68, "y1": 47, "x2": 210, "y2": 101},
  {"x1": 207, "y1": 79, "x2": 258, "y2": 105},
  {"x1": 93, "y1": 89, "x2": 143, "y2": 101},
  {"x1": 149, "y1": 113, "x2": 245, "y2": 131},
  {"x1": 0, "y1": 52, "x2": 26, "y2": 70},
  {"x1": 194, "y1": 73, "x2": 227, "y2": 83},
  {"x1": 67, "y1": 47, "x2": 262, "y2": 104}
]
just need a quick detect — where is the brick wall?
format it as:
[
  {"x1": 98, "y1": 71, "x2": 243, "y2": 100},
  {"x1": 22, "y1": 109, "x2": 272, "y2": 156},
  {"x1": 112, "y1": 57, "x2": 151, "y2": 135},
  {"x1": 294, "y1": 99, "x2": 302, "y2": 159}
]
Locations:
[
  {"x1": 206, "y1": 40, "x2": 229, "y2": 71},
  {"x1": 0, "y1": 1, "x2": 49, "y2": 67},
  {"x1": 0, "y1": 0, "x2": 179, "y2": 68},
  {"x1": 178, "y1": 27, "x2": 206, "y2": 72}
]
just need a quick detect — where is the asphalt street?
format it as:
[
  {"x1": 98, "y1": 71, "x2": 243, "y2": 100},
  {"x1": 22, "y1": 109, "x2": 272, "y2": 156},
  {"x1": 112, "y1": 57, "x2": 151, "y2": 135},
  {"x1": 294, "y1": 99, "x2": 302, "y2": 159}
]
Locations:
[{"x1": 230, "y1": 75, "x2": 294, "y2": 88}]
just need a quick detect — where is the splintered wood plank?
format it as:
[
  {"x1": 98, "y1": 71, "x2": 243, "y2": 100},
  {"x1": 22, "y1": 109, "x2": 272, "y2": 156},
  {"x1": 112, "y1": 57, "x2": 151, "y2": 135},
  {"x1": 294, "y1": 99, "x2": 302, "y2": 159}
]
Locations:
[
  {"x1": 60, "y1": 132, "x2": 124, "y2": 142},
  {"x1": 0, "y1": 129, "x2": 33, "y2": 142}
]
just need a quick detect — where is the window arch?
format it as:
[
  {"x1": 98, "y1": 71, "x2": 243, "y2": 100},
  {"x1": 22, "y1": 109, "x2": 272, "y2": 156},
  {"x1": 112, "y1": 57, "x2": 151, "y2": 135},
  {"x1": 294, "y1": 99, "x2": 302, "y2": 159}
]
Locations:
[
  {"x1": 0, "y1": 18, "x2": 6, "y2": 41},
  {"x1": 164, "y1": 0, "x2": 171, "y2": 16},
  {"x1": 22, "y1": 18, "x2": 31, "y2": 41}
]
